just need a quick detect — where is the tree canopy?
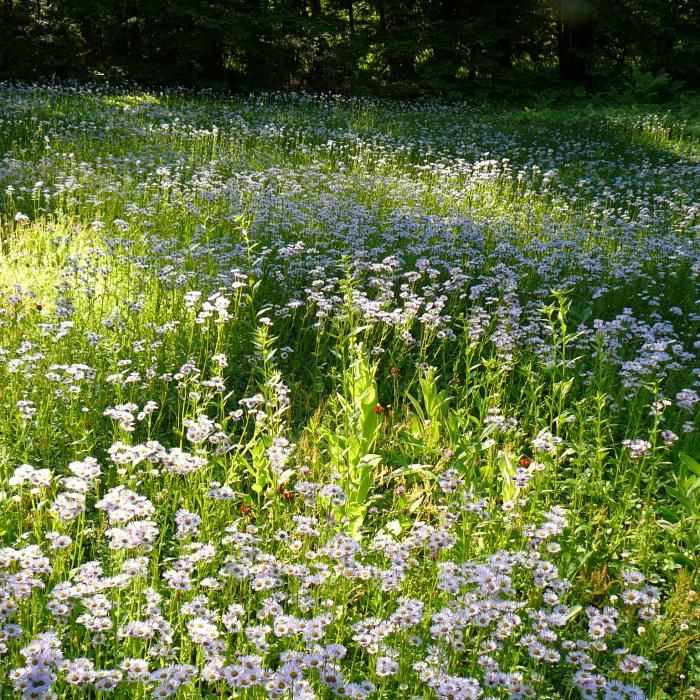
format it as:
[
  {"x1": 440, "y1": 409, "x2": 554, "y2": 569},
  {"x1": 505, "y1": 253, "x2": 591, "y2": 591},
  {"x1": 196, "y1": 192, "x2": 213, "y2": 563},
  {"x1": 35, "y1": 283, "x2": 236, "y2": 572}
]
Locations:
[{"x1": 1, "y1": 0, "x2": 698, "y2": 93}]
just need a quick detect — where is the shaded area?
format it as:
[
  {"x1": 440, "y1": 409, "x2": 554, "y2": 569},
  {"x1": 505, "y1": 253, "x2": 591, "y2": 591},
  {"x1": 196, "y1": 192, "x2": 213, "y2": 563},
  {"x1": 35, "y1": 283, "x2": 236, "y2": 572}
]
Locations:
[{"x1": 0, "y1": 0, "x2": 698, "y2": 93}]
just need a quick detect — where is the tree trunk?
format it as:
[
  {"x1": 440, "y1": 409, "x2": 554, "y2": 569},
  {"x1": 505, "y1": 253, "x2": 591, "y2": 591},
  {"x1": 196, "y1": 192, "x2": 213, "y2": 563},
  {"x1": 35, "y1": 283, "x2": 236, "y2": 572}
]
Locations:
[
  {"x1": 347, "y1": 0, "x2": 354, "y2": 39},
  {"x1": 557, "y1": 0, "x2": 596, "y2": 83},
  {"x1": 432, "y1": 0, "x2": 461, "y2": 86},
  {"x1": 377, "y1": 0, "x2": 387, "y2": 34}
]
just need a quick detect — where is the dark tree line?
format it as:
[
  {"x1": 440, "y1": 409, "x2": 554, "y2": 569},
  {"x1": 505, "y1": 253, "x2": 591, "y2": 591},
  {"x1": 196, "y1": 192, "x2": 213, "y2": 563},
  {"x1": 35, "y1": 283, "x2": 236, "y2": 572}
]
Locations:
[{"x1": 1, "y1": 0, "x2": 698, "y2": 93}]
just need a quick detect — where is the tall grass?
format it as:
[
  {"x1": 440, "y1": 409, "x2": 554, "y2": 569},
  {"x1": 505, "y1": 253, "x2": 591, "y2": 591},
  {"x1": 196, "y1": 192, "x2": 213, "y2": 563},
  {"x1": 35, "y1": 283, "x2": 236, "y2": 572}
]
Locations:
[{"x1": 0, "y1": 83, "x2": 697, "y2": 699}]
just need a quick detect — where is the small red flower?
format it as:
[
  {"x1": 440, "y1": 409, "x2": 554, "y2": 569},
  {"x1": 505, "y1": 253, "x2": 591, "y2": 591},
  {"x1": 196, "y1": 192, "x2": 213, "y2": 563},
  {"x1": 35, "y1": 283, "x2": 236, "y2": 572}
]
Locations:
[
  {"x1": 373, "y1": 404, "x2": 385, "y2": 414},
  {"x1": 518, "y1": 456, "x2": 532, "y2": 468},
  {"x1": 278, "y1": 485, "x2": 295, "y2": 500},
  {"x1": 239, "y1": 503, "x2": 252, "y2": 516}
]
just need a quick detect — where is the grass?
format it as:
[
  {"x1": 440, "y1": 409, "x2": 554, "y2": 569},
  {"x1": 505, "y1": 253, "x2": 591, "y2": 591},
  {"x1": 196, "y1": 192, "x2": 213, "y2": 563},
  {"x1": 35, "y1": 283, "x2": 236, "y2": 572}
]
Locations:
[{"x1": 0, "y1": 83, "x2": 698, "y2": 699}]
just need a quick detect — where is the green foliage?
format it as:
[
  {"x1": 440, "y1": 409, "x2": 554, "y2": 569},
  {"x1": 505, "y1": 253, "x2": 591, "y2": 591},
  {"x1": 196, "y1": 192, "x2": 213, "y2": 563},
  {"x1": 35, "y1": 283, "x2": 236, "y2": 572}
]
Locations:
[
  {"x1": 405, "y1": 367, "x2": 451, "y2": 450},
  {"x1": 622, "y1": 68, "x2": 685, "y2": 104},
  {"x1": 0, "y1": 0, "x2": 698, "y2": 91},
  {"x1": 0, "y1": 84, "x2": 697, "y2": 698},
  {"x1": 662, "y1": 453, "x2": 700, "y2": 567},
  {"x1": 324, "y1": 343, "x2": 383, "y2": 537}
]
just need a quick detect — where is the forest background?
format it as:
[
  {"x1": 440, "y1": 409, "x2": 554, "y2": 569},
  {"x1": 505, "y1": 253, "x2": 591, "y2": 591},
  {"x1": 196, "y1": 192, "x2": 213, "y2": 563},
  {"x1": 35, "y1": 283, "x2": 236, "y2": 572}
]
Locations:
[{"x1": 1, "y1": 0, "x2": 698, "y2": 98}]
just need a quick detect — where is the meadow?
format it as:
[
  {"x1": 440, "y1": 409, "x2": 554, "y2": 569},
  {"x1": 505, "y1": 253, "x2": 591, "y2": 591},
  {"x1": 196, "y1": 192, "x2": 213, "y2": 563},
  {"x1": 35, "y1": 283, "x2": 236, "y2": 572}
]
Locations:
[{"x1": 0, "y1": 83, "x2": 698, "y2": 699}]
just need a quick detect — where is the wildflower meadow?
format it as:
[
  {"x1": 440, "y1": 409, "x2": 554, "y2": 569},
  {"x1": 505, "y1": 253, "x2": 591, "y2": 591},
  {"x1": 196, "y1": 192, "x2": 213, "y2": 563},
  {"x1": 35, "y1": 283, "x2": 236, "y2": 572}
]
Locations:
[{"x1": 0, "y1": 84, "x2": 698, "y2": 700}]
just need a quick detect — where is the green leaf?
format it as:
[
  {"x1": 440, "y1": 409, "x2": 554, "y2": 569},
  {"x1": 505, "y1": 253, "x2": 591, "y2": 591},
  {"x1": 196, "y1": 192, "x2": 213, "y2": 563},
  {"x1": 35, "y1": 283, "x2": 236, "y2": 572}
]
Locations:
[
  {"x1": 409, "y1": 495, "x2": 424, "y2": 513},
  {"x1": 356, "y1": 453, "x2": 381, "y2": 502},
  {"x1": 565, "y1": 605, "x2": 582, "y2": 621},
  {"x1": 669, "y1": 552, "x2": 697, "y2": 568},
  {"x1": 384, "y1": 520, "x2": 403, "y2": 535},
  {"x1": 278, "y1": 468, "x2": 296, "y2": 485},
  {"x1": 348, "y1": 324, "x2": 374, "y2": 337},
  {"x1": 680, "y1": 452, "x2": 700, "y2": 477},
  {"x1": 388, "y1": 464, "x2": 438, "y2": 481},
  {"x1": 666, "y1": 487, "x2": 698, "y2": 515}
]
